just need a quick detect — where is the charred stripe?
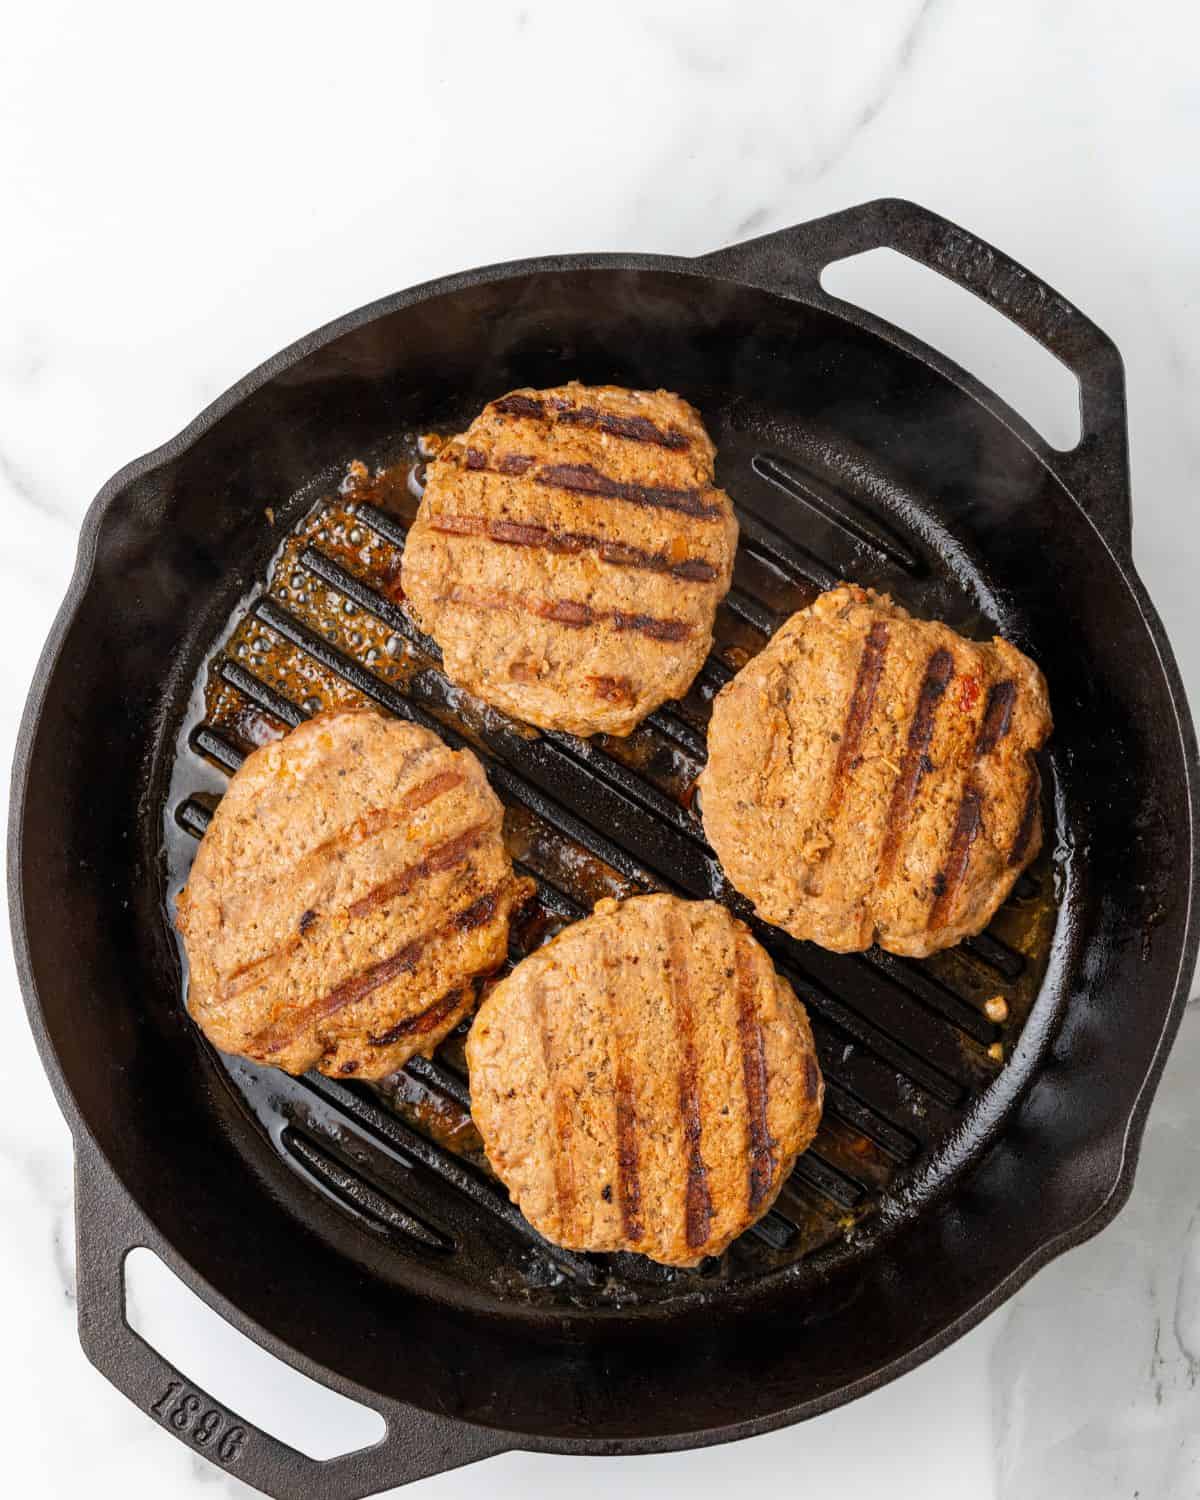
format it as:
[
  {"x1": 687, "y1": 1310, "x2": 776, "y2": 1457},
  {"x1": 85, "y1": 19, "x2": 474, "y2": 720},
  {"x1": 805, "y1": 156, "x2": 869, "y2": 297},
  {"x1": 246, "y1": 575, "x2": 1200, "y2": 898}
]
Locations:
[
  {"x1": 541, "y1": 598, "x2": 594, "y2": 626},
  {"x1": 439, "y1": 583, "x2": 692, "y2": 643},
  {"x1": 490, "y1": 392, "x2": 692, "y2": 450},
  {"x1": 975, "y1": 680, "x2": 1017, "y2": 757},
  {"x1": 879, "y1": 648, "x2": 955, "y2": 878},
  {"x1": 347, "y1": 823, "x2": 490, "y2": 920},
  {"x1": 827, "y1": 621, "x2": 890, "y2": 822},
  {"x1": 441, "y1": 449, "x2": 722, "y2": 518},
  {"x1": 226, "y1": 822, "x2": 491, "y2": 997},
  {"x1": 536, "y1": 983, "x2": 577, "y2": 1240},
  {"x1": 1008, "y1": 756, "x2": 1042, "y2": 867},
  {"x1": 734, "y1": 941, "x2": 777, "y2": 1213},
  {"x1": 611, "y1": 609, "x2": 691, "y2": 643},
  {"x1": 554, "y1": 404, "x2": 691, "y2": 450},
  {"x1": 293, "y1": 743, "x2": 439, "y2": 866},
  {"x1": 927, "y1": 785, "x2": 984, "y2": 931},
  {"x1": 535, "y1": 462, "x2": 722, "y2": 519},
  {"x1": 615, "y1": 1067, "x2": 644, "y2": 1243},
  {"x1": 223, "y1": 768, "x2": 469, "y2": 988},
  {"x1": 667, "y1": 913, "x2": 714, "y2": 1252},
  {"x1": 247, "y1": 881, "x2": 507, "y2": 1057},
  {"x1": 251, "y1": 936, "x2": 426, "y2": 1056},
  {"x1": 367, "y1": 987, "x2": 466, "y2": 1047},
  {"x1": 428, "y1": 512, "x2": 718, "y2": 582},
  {"x1": 601, "y1": 927, "x2": 644, "y2": 1244},
  {"x1": 453, "y1": 888, "x2": 499, "y2": 932},
  {"x1": 492, "y1": 394, "x2": 545, "y2": 418},
  {"x1": 803, "y1": 1052, "x2": 822, "y2": 1104},
  {"x1": 398, "y1": 766, "x2": 467, "y2": 813}
]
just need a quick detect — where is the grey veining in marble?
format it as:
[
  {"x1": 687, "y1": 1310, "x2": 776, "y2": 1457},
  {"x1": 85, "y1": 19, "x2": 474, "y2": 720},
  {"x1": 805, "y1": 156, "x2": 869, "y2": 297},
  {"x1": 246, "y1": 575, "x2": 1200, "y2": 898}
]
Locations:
[{"x1": 992, "y1": 1015, "x2": 1200, "y2": 1497}]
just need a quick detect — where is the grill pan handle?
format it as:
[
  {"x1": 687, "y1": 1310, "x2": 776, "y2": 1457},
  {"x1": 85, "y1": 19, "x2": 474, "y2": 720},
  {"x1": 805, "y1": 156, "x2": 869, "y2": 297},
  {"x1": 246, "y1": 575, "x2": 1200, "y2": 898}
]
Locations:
[
  {"x1": 701, "y1": 197, "x2": 1132, "y2": 553},
  {"x1": 73, "y1": 1138, "x2": 505, "y2": 1499}
]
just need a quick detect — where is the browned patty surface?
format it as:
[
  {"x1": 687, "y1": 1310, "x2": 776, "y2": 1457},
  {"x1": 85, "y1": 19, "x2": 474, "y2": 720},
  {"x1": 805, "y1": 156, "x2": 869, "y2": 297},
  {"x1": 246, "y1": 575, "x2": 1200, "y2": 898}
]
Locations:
[
  {"x1": 400, "y1": 383, "x2": 738, "y2": 736},
  {"x1": 176, "y1": 710, "x2": 529, "y2": 1080},
  {"x1": 699, "y1": 585, "x2": 1053, "y2": 957},
  {"x1": 466, "y1": 894, "x2": 823, "y2": 1266}
]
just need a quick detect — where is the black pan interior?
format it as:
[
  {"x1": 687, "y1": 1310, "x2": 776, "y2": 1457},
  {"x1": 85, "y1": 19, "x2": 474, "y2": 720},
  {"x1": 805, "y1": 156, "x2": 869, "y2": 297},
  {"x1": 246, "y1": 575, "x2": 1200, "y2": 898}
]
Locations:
[{"x1": 16, "y1": 266, "x2": 1195, "y2": 1443}]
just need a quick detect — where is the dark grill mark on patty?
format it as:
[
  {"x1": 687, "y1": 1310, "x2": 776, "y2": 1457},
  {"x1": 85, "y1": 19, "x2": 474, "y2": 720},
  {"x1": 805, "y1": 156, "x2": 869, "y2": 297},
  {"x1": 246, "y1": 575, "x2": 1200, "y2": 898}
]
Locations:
[
  {"x1": 611, "y1": 609, "x2": 691, "y2": 643},
  {"x1": 223, "y1": 773, "x2": 470, "y2": 994},
  {"x1": 439, "y1": 584, "x2": 692, "y2": 643},
  {"x1": 614, "y1": 1067, "x2": 644, "y2": 1243},
  {"x1": 535, "y1": 982, "x2": 577, "y2": 1240},
  {"x1": 535, "y1": 462, "x2": 722, "y2": 519},
  {"x1": 497, "y1": 452, "x2": 534, "y2": 476},
  {"x1": 554, "y1": 404, "x2": 691, "y2": 450},
  {"x1": 286, "y1": 747, "x2": 440, "y2": 866},
  {"x1": 827, "y1": 621, "x2": 889, "y2": 822},
  {"x1": 428, "y1": 512, "x2": 718, "y2": 582},
  {"x1": 541, "y1": 598, "x2": 594, "y2": 626},
  {"x1": 492, "y1": 393, "x2": 545, "y2": 418},
  {"x1": 347, "y1": 823, "x2": 490, "y2": 920},
  {"x1": 975, "y1": 680, "x2": 1017, "y2": 757},
  {"x1": 400, "y1": 767, "x2": 467, "y2": 813},
  {"x1": 252, "y1": 936, "x2": 427, "y2": 1056},
  {"x1": 680, "y1": 1068, "x2": 712, "y2": 1250},
  {"x1": 247, "y1": 823, "x2": 486, "y2": 1006},
  {"x1": 927, "y1": 786, "x2": 984, "y2": 931},
  {"x1": 803, "y1": 1052, "x2": 821, "y2": 1104},
  {"x1": 247, "y1": 885, "x2": 504, "y2": 1057},
  {"x1": 1008, "y1": 757, "x2": 1041, "y2": 867},
  {"x1": 453, "y1": 888, "x2": 499, "y2": 932},
  {"x1": 734, "y1": 942, "x2": 776, "y2": 1213},
  {"x1": 597, "y1": 542, "x2": 716, "y2": 583},
  {"x1": 600, "y1": 927, "x2": 644, "y2": 1244},
  {"x1": 367, "y1": 987, "x2": 466, "y2": 1047},
  {"x1": 879, "y1": 648, "x2": 955, "y2": 879},
  {"x1": 667, "y1": 914, "x2": 714, "y2": 1252},
  {"x1": 490, "y1": 391, "x2": 693, "y2": 449}
]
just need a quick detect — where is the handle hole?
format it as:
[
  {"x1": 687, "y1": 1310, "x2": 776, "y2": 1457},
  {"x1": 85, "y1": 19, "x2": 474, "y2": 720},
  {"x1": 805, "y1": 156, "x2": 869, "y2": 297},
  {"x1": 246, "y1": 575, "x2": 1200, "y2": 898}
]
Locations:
[
  {"x1": 821, "y1": 248, "x2": 1082, "y2": 452},
  {"x1": 125, "y1": 1248, "x2": 385, "y2": 1460}
]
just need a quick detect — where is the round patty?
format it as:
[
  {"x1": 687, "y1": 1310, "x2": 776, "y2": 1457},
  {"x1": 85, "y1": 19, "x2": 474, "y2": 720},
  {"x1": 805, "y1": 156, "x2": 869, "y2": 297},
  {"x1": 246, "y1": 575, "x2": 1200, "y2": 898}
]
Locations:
[
  {"x1": 400, "y1": 383, "x2": 738, "y2": 736},
  {"x1": 700, "y1": 585, "x2": 1053, "y2": 958},
  {"x1": 466, "y1": 894, "x2": 823, "y2": 1266},
  {"x1": 177, "y1": 710, "x2": 529, "y2": 1080}
]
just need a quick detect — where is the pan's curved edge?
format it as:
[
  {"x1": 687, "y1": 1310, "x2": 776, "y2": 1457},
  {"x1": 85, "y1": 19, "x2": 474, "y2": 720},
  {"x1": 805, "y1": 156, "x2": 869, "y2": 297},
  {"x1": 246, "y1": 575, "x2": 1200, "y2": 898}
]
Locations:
[
  {"x1": 1068, "y1": 546, "x2": 1200, "y2": 1217},
  {"x1": 8, "y1": 224, "x2": 1199, "y2": 1468}
]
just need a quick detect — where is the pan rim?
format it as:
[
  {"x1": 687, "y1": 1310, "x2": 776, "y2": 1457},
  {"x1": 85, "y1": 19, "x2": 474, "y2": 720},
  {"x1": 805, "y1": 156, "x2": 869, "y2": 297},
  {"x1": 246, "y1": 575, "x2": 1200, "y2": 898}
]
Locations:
[{"x1": 9, "y1": 248, "x2": 1200, "y2": 1445}]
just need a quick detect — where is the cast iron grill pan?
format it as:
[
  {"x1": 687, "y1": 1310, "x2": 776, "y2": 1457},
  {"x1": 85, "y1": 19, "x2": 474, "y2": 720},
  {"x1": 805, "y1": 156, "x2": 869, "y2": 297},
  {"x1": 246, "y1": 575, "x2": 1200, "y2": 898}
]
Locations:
[
  {"x1": 10, "y1": 201, "x2": 1199, "y2": 1500},
  {"x1": 167, "y1": 439, "x2": 1052, "y2": 1294}
]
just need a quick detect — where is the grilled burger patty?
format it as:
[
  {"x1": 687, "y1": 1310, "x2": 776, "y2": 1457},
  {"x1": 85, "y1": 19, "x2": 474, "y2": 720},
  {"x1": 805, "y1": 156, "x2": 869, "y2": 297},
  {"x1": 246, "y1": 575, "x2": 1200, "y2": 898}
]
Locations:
[
  {"x1": 400, "y1": 383, "x2": 738, "y2": 736},
  {"x1": 177, "y1": 711, "x2": 530, "y2": 1080},
  {"x1": 466, "y1": 894, "x2": 823, "y2": 1266},
  {"x1": 699, "y1": 585, "x2": 1053, "y2": 958}
]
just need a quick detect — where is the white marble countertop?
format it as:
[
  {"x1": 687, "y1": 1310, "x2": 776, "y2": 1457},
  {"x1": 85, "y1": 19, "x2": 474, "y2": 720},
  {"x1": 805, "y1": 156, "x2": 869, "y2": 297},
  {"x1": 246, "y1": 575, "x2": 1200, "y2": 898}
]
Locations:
[{"x1": 3, "y1": 2, "x2": 1200, "y2": 1496}]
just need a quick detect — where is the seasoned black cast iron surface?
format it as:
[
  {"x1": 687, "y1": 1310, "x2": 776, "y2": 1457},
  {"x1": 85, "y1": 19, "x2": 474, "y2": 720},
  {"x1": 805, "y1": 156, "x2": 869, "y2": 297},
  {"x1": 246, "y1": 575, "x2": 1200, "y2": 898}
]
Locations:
[{"x1": 10, "y1": 201, "x2": 1198, "y2": 1500}]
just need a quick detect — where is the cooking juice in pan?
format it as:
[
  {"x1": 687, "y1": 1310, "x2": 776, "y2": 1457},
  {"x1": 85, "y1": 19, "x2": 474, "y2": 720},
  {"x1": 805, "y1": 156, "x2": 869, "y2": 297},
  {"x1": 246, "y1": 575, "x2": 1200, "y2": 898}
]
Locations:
[{"x1": 165, "y1": 439, "x2": 1057, "y2": 1303}]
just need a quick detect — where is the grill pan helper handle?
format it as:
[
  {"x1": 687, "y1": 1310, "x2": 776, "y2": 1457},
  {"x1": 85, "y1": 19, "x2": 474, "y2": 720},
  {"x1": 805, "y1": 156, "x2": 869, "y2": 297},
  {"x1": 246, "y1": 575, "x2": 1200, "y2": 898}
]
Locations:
[
  {"x1": 701, "y1": 197, "x2": 1132, "y2": 554},
  {"x1": 73, "y1": 1138, "x2": 506, "y2": 1499}
]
